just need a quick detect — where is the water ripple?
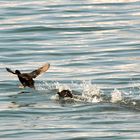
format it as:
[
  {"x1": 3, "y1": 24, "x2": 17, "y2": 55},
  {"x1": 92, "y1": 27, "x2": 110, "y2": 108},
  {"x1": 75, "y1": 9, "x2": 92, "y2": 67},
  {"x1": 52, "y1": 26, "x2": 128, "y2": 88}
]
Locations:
[{"x1": 0, "y1": 0, "x2": 140, "y2": 139}]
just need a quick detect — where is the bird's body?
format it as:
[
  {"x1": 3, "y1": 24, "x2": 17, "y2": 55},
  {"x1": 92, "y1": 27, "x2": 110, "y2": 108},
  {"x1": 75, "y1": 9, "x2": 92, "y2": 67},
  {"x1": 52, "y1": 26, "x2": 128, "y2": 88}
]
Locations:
[
  {"x1": 17, "y1": 73, "x2": 35, "y2": 88},
  {"x1": 57, "y1": 90, "x2": 73, "y2": 98},
  {"x1": 6, "y1": 63, "x2": 50, "y2": 89}
]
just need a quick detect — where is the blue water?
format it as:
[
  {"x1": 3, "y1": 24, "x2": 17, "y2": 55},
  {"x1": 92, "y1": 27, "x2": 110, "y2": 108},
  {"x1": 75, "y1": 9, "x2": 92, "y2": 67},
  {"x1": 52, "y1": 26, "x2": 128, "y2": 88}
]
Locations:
[{"x1": 0, "y1": 0, "x2": 140, "y2": 139}]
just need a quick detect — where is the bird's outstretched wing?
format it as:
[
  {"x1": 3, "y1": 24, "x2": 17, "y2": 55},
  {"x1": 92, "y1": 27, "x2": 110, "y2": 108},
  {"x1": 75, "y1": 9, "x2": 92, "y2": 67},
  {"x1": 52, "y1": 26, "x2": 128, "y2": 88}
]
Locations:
[
  {"x1": 30, "y1": 63, "x2": 50, "y2": 78},
  {"x1": 6, "y1": 68, "x2": 16, "y2": 74}
]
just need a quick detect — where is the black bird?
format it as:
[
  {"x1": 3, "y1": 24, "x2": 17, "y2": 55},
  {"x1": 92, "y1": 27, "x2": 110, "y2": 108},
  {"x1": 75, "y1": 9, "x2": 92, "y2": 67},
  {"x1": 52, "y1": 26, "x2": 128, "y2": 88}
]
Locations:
[
  {"x1": 57, "y1": 90, "x2": 73, "y2": 98},
  {"x1": 6, "y1": 63, "x2": 50, "y2": 89}
]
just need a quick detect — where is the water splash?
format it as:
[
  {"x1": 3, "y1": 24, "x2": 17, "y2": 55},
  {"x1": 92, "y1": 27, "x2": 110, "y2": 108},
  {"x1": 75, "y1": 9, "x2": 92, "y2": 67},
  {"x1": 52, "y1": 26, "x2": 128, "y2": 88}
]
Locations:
[
  {"x1": 54, "y1": 82, "x2": 71, "y2": 92},
  {"x1": 111, "y1": 88, "x2": 122, "y2": 103},
  {"x1": 36, "y1": 80, "x2": 103, "y2": 103},
  {"x1": 82, "y1": 81, "x2": 101, "y2": 97},
  {"x1": 35, "y1": 80, "x2": 140, "y2": 110},
  {"x1": 35, "y1": 81, "x2": 56, "y2": 91}
]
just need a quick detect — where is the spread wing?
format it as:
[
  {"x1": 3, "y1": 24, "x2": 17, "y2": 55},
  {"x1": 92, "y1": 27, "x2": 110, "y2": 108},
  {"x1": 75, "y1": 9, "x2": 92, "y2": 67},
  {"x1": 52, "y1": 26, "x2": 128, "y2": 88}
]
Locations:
[
  {"x1": 30, "y1": 63, "x2": 50, "y2": 78},
  {"x1": 6, "y1": 68, "x2": 16, "y2": 74}
]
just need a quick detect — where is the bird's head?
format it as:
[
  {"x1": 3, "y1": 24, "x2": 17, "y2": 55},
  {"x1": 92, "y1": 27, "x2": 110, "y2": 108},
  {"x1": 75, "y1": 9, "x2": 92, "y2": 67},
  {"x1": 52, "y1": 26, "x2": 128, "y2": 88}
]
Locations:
[{"x1": 15, "y1": 70, "x2": 21, "y2": 75}]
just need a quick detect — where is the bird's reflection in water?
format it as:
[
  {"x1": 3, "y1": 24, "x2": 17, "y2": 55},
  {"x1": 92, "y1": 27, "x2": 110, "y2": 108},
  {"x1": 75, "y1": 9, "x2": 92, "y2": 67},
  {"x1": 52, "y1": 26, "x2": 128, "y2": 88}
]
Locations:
[
  {"x1": 9, "y1": 101, "x2": 36, "y2": 108},
  {"x1": 8, "y1": 90, "x2": 36, "y2": 108},
  {"x1": 8, "y1": 90, "x2": 31, "y2": 98},
  {"x1": 18, "y1": 91, "x2": 31, "y2": 94}
]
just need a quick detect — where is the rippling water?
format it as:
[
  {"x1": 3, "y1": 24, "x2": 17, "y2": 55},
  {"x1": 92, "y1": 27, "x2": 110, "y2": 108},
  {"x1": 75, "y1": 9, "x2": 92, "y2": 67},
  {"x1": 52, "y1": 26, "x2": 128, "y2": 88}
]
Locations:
[{"x1": 0, "y1": 0, "x2": 140, "y2": 139}]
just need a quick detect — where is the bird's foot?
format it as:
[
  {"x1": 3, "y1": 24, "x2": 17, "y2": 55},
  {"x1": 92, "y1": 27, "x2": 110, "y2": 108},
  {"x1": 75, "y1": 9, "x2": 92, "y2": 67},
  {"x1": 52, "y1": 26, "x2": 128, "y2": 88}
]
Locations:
[{"x1": 18, "y1": 85, "x2": 24, "y2": 89}]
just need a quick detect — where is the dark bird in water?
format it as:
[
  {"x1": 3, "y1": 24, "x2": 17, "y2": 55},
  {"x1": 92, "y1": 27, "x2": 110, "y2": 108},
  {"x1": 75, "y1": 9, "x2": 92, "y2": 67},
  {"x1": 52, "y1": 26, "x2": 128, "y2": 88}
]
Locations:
[
  {"x1": 57, "y1": 90, "x2": 73, "y2": 98},
  {"x1": 6, "y1": 63, "x2": 50, "y2": 89}
]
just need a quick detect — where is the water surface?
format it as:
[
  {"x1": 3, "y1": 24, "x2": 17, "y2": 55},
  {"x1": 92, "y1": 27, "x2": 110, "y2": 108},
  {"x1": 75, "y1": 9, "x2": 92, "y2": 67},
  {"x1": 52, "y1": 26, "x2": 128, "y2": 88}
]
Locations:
[{"x1": 0, "y1": 0, "x2": 140, "y2": 139}]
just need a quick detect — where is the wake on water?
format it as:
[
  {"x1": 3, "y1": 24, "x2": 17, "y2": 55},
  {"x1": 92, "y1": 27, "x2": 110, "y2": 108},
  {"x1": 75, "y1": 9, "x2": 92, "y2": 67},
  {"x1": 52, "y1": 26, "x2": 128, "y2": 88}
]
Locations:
[{"x1": 35, "y1": 80, "x2": 140, "y2": 110}]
